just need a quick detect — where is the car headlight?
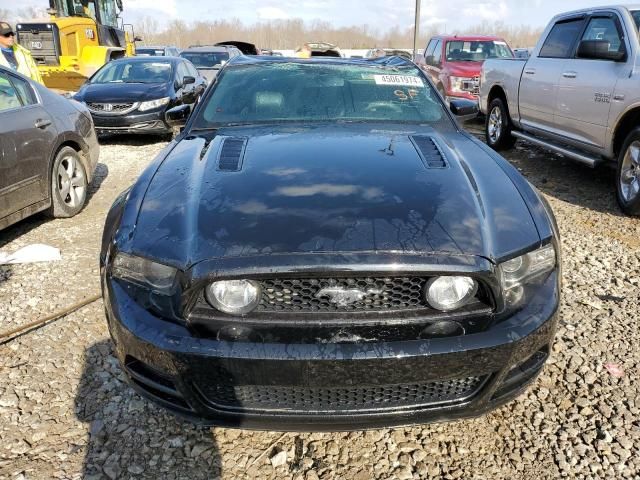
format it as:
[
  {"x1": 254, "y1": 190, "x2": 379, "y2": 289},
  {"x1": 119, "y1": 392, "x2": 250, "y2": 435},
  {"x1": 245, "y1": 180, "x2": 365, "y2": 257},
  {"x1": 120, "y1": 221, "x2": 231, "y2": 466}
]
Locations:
[
  {"x1": 138, "y1": 97, "x2": 170, "y2": 112},
  {"x1": 111, "y1": 252, "x2": 177, "y2": 295},
  {"x1": 425, "y1": 276, "x2": 478, "y2": 312},
  {"x1": 499, "y1": 244, "x2": 556, "y2": 305},
  {"x1": 449, "y1": 76, "x2": 475, "y2": 93},
  {"x1": 206, "y1": 280, "x2": 262, "y2": 315}
]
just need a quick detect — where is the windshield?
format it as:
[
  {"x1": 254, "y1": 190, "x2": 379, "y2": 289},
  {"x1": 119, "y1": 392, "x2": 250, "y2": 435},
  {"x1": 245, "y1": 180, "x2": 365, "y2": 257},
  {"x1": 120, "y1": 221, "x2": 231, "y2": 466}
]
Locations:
[
  {"x1": 180, "y1": 52, "x2": 229, "y2": 68},
  {"x1": 193, "y1": 62, "x2": 450, "y2": 129},
  {"x1": 91, "y1": 60, "x2": 173, "y2": 84},
  {"x1": 136, "y1": 48, "x2": 166, "y2": 56},
  {"x1": 445, "y1": 40, "x2": 513, "y2": 61}
]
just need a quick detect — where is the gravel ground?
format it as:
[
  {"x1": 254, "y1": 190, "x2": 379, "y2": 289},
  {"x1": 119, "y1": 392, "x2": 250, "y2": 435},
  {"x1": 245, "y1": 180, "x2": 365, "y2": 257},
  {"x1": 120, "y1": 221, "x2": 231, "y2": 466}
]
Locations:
[{"x1": 1, "y1": 124, "x2": 639, "y2": 480}]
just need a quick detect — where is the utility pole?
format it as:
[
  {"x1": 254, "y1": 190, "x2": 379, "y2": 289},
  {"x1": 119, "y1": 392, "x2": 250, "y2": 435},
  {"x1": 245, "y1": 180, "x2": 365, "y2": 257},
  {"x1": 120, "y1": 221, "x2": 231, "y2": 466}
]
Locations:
[{"x1": 413, "y1": 0, "x2": 421, "y2": 59}]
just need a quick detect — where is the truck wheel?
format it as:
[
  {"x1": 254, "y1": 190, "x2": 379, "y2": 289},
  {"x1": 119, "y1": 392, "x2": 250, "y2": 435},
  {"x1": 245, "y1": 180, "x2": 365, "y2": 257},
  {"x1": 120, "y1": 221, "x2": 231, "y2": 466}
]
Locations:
[
  {"x1": 486, "y1": 98, "x2": 516, "y2": 151},
  {"x1": 47, "y1": 146, "x2": 88, "y2": 218},
  {"x1": 616, "y1": 128, "x2": 640, "y2": 216}
]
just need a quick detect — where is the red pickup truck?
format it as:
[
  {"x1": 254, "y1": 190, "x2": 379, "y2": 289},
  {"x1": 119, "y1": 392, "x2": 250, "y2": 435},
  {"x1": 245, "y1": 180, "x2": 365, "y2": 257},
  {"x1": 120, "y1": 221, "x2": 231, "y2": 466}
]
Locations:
[{"x1": 416, "y1": 35, "x2": 514, "y2": 104}]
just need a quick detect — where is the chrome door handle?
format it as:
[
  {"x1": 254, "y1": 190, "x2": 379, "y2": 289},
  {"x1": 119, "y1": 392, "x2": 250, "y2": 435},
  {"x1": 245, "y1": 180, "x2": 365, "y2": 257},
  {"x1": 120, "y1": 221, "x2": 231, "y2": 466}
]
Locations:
[
  {"x1": 34, "y1": 119, "x2": 52, "y2": 129},
  {"x1": 524, "y1": 69, "x2": 536, "y2": 75},
  {"x1": 562, "y1": 71, "x2": 577, "y2": 78}
]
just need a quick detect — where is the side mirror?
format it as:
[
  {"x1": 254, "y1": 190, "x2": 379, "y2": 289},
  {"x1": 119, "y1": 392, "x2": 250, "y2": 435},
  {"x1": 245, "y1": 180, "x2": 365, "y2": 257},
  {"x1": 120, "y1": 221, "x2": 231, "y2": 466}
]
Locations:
[
  {"x1": 449, "y1": 99, "x2": 479, "y2": 118},
  {"x1": 165, "y1": 104, "x2": 191, "y2": 127},
  {"x1": 577, "y1": 40, "x2": 626, "y2": 61},
  {"x1": 183, "y1": 76, "x2": 196, "y2": 85}
]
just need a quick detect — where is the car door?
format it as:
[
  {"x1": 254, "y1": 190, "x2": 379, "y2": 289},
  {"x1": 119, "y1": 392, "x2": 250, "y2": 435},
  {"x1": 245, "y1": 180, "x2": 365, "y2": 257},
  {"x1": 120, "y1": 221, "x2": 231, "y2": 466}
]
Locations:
[
  {"x1": 173, "y1": 61, "x2": 190, "y2": 105},
  {"x1": 0, "y1": 71, "x2": 56, "y2": 221},
  {"x1": 555, "y1": 12, "x2": 628, "y2": 149},
  {"x1": 519, "y1": 16, "x2": 586, "y2": 134}
]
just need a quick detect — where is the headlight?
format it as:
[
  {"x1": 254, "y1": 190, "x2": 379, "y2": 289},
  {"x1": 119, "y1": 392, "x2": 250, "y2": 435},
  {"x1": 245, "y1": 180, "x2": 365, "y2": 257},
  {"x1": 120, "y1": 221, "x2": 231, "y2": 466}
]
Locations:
[
  {"x1": 111, "y1": 252, "x2": 177, "y2": 295},
  {"x1": 206, "y1": 280, "x2": 261, "y2": 315},
  {"x1": 425, "y1": 276, "x2": 478, "y2": 312},
  {"x1": 138, "y1": 97, "x2": 170, "y2": 112},
  {"x1": 499, "y1": 244, "x2": 556, "y2": 290},
  {"x1": 449, "y1": 76, "x2": 475, "y2": 93},
  {"x1": 499, "y1": 244, "x2": 556, "y2": 306}
]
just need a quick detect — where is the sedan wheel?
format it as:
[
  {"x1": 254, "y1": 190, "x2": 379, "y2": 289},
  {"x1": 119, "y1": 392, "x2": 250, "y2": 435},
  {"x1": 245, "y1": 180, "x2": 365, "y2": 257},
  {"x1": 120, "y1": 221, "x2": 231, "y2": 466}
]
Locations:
[{"x1": 48, "y1": 146, "x2": 89, "y2": 218}]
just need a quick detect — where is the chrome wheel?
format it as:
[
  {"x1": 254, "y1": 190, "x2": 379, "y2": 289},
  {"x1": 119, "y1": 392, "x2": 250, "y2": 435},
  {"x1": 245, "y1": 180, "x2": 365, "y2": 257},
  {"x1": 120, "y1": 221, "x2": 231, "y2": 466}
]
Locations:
[
  {"x1": 57, "y1": 154, "x2": 86, "y2": 208},
  {"x1": 488, "y1": 106, "x2": 503, "y2": 144},
  {"x1": 620, "y1": 141, "x2": 640, "y2": 202}
]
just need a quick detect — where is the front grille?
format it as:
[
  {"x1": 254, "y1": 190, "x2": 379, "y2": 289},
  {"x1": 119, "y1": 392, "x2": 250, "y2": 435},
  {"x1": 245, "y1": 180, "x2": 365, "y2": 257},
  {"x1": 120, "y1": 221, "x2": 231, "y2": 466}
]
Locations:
[
  {"x1": 197, "y1": 376, "x2": 486, "y2": 413},
  {"x1": 258, "y1": 276, "x2": 429, "y2": 313},
  {"x1": 87, "y1": 102, "x2": 138, "y2": 115}
]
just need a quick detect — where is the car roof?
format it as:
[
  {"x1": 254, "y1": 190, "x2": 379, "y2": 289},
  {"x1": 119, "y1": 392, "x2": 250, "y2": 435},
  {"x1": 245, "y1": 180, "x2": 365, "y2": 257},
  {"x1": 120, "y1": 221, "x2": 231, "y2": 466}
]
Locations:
[
  {"x1": 548, "y1": 4, "x2": 640, "y2": 18},
  {"x1": 182, "y1": 46, "x2": 237, "y2": 52},
  {"x1": 137, "y1": 45, "x2": 175, "y2": 49},
  {"x1": 107, "y1": 56, "x2": 182, "y2": 64},
  {"x1": 433, "y1": 35, "x2": 506, "y2": 42}
]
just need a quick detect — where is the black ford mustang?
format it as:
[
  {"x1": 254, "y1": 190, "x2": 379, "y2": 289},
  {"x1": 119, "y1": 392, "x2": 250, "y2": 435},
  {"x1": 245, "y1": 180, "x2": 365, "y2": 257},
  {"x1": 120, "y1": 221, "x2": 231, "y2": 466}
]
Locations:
[{"x1": 100, "y1": 56, "x2": 560, "y2": 431}]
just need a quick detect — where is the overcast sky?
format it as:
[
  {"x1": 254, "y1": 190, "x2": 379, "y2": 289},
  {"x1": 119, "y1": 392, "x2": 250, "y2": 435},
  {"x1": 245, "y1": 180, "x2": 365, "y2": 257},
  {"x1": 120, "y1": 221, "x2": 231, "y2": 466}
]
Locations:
[{"x1": 2, "y1": 0, "x2": 628, "y2": 31}]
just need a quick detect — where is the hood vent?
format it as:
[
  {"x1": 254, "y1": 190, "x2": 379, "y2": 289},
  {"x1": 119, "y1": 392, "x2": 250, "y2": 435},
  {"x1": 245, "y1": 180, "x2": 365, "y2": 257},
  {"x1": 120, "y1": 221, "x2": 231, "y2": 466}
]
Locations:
[
  {"x1": 217, "y1": 137, "x2": 247, "y2": 171},
  {"x1": 409, "y1": 135, "x2": 448, "y2": 169}
]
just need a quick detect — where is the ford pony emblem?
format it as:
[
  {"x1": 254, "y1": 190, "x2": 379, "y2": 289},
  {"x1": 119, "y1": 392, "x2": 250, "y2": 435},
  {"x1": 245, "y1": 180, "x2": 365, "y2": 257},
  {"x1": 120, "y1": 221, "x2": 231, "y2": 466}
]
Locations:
[{"x1": 316, "y1": 286, "x2": 383, "y2": 306}]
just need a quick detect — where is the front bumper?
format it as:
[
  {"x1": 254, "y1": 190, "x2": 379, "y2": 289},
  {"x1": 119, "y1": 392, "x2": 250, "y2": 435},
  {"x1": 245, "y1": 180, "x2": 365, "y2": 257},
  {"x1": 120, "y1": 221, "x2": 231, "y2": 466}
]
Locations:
[
  {"x1": 104, "y1": 272, "x2": 559, "y2": 431},
  {"x1": 445, "y1": 92, "x2": 480, "y2": 107},
  {"x1": 91, "y1": 109, "x2": 171, "y2": 135}
]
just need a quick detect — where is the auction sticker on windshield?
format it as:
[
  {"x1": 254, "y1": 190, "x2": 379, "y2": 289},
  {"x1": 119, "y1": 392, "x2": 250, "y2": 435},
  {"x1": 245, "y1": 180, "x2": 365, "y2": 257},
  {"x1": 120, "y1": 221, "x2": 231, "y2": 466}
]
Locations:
[{"x1": 374, "y1": 75, "x2": 424, "y2": 87}]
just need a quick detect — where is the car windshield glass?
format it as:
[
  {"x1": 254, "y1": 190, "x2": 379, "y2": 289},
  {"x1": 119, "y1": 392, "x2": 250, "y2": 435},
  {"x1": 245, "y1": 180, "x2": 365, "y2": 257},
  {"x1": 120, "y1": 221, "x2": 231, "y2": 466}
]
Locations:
[
  {"x1": 632, "y1": 10, "x2": 640, "y2": 30},
  {"x1": 90, "y1": 61, "x2": 173, "y2": 84},
  {"x1": 445, "y1": 41, "x2": 513, "y2": 61},
  {"x1": 193, "y1": 62, "x2": 450, "y2": 128},
  {"x1": 136, "y1": 48, "x2": 165, "y2": 56},
  {"x1": 181, "y1": 52, "x2": 230, "y2": 68}
]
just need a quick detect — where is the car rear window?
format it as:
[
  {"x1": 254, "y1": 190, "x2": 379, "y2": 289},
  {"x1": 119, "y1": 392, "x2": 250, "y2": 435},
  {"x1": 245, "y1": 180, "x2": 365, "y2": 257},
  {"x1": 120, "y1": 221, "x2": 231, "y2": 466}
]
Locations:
[
  {"x1": 91, "y1": 60, "x2": 173, "y2": 84},
  {"x1": 136, "y1": 48, "x2": 165, "y2": 56},
  {"x1": 180, "y1": 52, "x2": 230, "y2": 68},
  {"x1": 193, "y1": 62, "x2": 450, "y2": 128}
]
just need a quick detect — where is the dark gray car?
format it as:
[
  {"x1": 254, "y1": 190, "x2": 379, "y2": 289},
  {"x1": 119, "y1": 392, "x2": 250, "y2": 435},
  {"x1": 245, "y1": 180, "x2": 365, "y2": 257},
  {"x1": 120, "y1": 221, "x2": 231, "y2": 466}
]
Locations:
[
  {"x1": 179, "y1": 46, "x2": 242, "y2": 83},
  {"x1": 0, "y1": 66, "x2": 99, "y2": 231}
]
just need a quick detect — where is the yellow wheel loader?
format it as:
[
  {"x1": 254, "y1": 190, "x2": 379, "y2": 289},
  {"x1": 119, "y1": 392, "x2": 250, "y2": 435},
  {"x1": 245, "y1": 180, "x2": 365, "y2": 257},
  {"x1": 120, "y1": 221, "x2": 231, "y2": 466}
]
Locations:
[{"x1": 16, "y1": 0, "x2": 138, "y2": 91}]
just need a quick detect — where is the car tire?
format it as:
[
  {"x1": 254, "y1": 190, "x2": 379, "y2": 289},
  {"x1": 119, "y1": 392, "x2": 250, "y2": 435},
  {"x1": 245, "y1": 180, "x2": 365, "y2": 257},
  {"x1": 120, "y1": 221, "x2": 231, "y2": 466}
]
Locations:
[
  {"x1": 47, "y1": 146, "x2": 88, "y2": 218},
  {"x1": 615, "y1": 128, "x2": 640, "y2": 216},
  {"x1": 486, "y1": 98, "x2": 516, "y2": 151}
]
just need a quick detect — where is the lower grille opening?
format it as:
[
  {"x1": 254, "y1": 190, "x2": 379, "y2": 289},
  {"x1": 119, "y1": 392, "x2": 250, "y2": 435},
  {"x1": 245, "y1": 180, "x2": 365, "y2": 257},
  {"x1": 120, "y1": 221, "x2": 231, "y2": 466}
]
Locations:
[
  {"x1": 492, "y1": 347, "x2": 549, "y2": 400},
  {"x1": 195, "y1": 376, "x2": 487, "y2": 414},
  {"x1": 124, "y1": 356, "x2": 192, "y2": 411}
]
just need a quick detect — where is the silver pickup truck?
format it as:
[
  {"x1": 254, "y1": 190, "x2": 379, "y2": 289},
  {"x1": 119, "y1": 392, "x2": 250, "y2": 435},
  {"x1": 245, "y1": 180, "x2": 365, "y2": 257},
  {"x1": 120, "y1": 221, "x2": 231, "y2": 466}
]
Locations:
[{"x1": 479, "y1": 5, "x2": 640, "y2": 216}]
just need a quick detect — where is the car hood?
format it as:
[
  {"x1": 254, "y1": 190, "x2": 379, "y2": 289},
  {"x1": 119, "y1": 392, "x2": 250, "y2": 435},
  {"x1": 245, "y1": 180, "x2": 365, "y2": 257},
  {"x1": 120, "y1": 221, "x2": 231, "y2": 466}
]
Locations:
[
  {"x1": 130, "y1": 124, "x2": 540, "y2": 267},
  {"x1": 75, "y1": 82, "x2": 170, "y2": 103},
  {"x1": 445, "y1": 61, "x2": 483, "y2": 77}
]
